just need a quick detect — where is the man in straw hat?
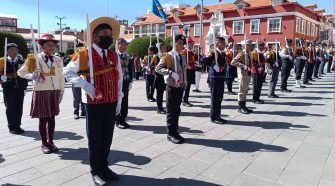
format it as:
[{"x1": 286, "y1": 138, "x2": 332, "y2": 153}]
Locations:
[
  {"x1": 64, "y1": 17, "x2": 123, "y2": 185},
  {"x1": 0, "y1": 43, "x2": 28, "y2": 134},
  {"x1": 231, "y1": 39, "x2": 253, "y2": 114}
]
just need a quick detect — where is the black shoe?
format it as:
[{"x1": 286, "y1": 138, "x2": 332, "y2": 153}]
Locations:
[
  {"x1": 253, "y1": 100, "x2": 264, "y2": 104},
  {"x1": 103, "y1": 168, "x2": 119, "y2": 181},
  {"x1": 80, "y1": 112, "x2": 86, "y2": 117},
  {"x1": 281, "y1": 89, "x2": 291, "y2": 92},
  {"x1": 309, "y1": 79, "x2": 315, "y2": 81},
  {"x1": 9, "y1": 128, "x2": 25, "y2": 135},
  {"x1": 192, "y1": 89, "x2": 201, "y2": 92},
  {"x1": 147, "y1": 98, "x2": 156, "y2": 102},
  {"x1": 238, "y1": 107, "x2": 250, "y2": 114},
  {"x1": 157, "y1": 109, "x2": 166, "y2": 114},
  {"x1": 245, "y1": 107, "x2": 253, "y2": 113},
  {"x1": 183, "y1": 102, "x2": 193, "y2": 107},
  {"x1": 295, "y1": 85, "x2": 306, "y2": 88},
  {"x1": 268, "y1": 94, "x2": 279, "y2": 98},
  {"x1": 167, "y1": 135, "x2": 183, "y2": 144},
  {"x1": 175, "y1": 133, "x2": 185, "y2": 143},
  {"x1": 228, "y1": 91, "x2": 237, "y2": 95},
  {"x1": 211, "y1": 117, "x2": 227, "y2": 124},
  {"x1": 48, "y1": 142, "x2": 59, "y2": 153},
  {"x1": 92, "y1": 174, "x2": 108, "y2": 186},
  {"x1": 74, "y1": 114, "x2": 80, "y2": 120},
  {"x1": 303, "y1": 82, "x2": 312, "y2": 85},
  {"x1": 116, "y1": 121, "x2": 130, "y2": 129}
]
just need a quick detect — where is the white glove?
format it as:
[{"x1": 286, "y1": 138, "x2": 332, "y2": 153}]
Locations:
[
  {"x1": 213, "y1": 65, "x2": 220, "y2": 72},
  {"x1": 129, "y1": 83, "x2": 132, "y2": 91},
  {"x1": 31, "y1": 72, "x2": 39, "y2": 81},
  {"x1": 243, "y1": 65, "x2": 248, "y2": 71},
  {"x1": 59, "y1": 92, "x2": 64, "y2": 104},
  {"x1": 275, "y1": 62, "x2": 279, "y2": 67},
  {"x1": 116, "y1": 97, "x2": 122, "y2": 115},
  {"x1": 78, "y1": 78, "x2": 95, "y2": 100},
  {"x1": 1, "y1": 75, "x2": 7, "y2": 83},
  {"x1": 24, "y1": 90, "x2": 27, "y2": 96},
  {"x1": 171, "y1": 72, "x2": 179, "y2": 81},
  {"x1": 301, "y1": 56, "x2": 307, "y2": 60},
  {"x1": 289, "y1": 56, "x2": 293, "y2": 60}
]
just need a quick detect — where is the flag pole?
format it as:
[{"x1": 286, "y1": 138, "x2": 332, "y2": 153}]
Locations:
[
  {"x1": 199, "y1": 0, "x2": 204, "y2": 61},
  {"x1": 106, "y1": 0, "x2": 109, "y2": 16},
  {"x1": 86, "y1": 14, "x2": 94, "y2": 85},
  {"x1": 4, "y1": 38, "x2": 7, "y2": 76}
]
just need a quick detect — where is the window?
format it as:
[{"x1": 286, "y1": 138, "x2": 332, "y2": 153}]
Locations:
[
  {"x1": 296, "y1": 17, "x2": 301, "y2": 33},
  {"x1": 250, "y1": 19, "x2": 260, "y2": 34},
  {"x1": 134, "y1": 26, "x2": 140, "y2": 34},
  {"x1": 173, "y1": 11, "x2": 180, "y2": 17},
  {"x1": 268, "y1": 17, "x2": 281, "y2": 33},
  {"x1": 233, "y1": 20, "x2": 244, "y2": 34},
  {"x1": 267, "y1": 42, "x2": 281, "y2": 50},
  {"x1": 158, "y1": 24, "x2": 165, "y2": 33},
  {"x1": 214, "y1": 26, "x2": 221, "y2": 36},
  {"x1": 272, "y1": 0, "x2": 283, "y2": 5},
  {"x1": 183, "y1": 24, "x2": 191, "y2": 37},
  {"x1": 236, "y1": 1, "x2": 246, "y2": 9},
  {"x1": 301, "y1": 20, "x2": 306, "y2": 34},
  {"x1": 311, "y1": 23, "x2": 315, "y2": 36},
  {"x1": 141, "y1": 26, "x2": 147, "y2": 34},
  {"x1": 171, "y1": 26, "x2": 179, "y2": 36},
  {"x1": 196, "y1": 8, "x2": 202, "y2": 15},
  {"x1": 194, "y1": 24, "x2": 202, "y2": 36},
  {"x1": 315, "y1": 26, "x2": 318, "y2": 37},
  {"x1": 307, "y1": 22, "x2": 310, "y2": 35}
]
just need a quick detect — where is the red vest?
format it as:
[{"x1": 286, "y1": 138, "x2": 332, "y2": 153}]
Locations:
[{"x1": 86, "y1": 48, "x2": 119, "y2": 104}]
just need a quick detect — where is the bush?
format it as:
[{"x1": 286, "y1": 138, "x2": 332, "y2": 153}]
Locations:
[
  {"x1": 65, "y1": 48, "x2": 74, "y2": 57},
  {"x1": 0, "y1": 31, "x2": 29, "y2": 58},
  {"x1": 127, "y1": 36, "x2": 163, "y2": 57}
]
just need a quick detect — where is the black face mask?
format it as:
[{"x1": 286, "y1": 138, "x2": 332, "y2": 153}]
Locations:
[{"x1": 98, "y1": 36, "x2": 113, "y2": 49}]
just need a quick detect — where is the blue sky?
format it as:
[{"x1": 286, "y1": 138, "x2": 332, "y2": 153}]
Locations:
[{"x1": 1, "y1": 0, "x2": 334, "y2": 33}]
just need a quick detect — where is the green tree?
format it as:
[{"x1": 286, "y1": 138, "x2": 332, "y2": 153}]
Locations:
[
  {"x1": 0, "y1": 31, "x2": 29, "y2": 58},
  {"x1": 65, "y1": 48, "x2": 74, "y2": 58},
  {"x1": 127, "y1": 36, "x2": 163, "y2": 57},
  {"x1": 164, "y1": 36, "x2": 172, "y2": 52}
]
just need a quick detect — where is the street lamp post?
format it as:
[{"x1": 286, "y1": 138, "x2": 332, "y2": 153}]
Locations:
[{"x1": 55, "y1": 16, "x2": 66, "y2": 52}]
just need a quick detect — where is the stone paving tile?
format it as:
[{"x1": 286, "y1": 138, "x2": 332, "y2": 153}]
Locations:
[{"x1": 0, "y1": 72, "x2": 334, "y2": 186}]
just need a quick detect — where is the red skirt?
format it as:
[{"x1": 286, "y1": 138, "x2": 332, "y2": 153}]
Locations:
[{"x1": 30, "y1": 90, "x2": 60, "y2": 118}]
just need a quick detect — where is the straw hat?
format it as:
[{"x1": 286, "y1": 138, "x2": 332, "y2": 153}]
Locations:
[{"x1": 84, "y1": 16, "x2": 120, "y2": 45}]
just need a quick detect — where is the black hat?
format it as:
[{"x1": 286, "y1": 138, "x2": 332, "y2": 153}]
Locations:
[
  {"x1": 286, "y1": 39, "x2": 292, "y2": 43},
  {"x1": 257, "y1": 41, "x2": 265, "y2": 46},
  {"x1": 76, "y1": 42, "x2": 84, "y2": 48},
  {"x1": 7, "y1": 43, "x2": 18, "y2": 49},
  {"x1": 175, "y1": 34, "x2": 186, "y2": 45}
]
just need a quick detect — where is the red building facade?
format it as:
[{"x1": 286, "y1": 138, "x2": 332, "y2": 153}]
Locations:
[{"x1": 165, "y1": 0, "x2": 334, "y2": 53}]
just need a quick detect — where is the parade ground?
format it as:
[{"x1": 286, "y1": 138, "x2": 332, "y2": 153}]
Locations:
[{"x1": 0, "y1": 72, "x2": 334, "y2": 186}]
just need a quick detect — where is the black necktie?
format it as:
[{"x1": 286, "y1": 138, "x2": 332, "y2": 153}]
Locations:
[
  {"x1": 11, "y1": 58, "x2": 15, "y2": 65},
  {"x1": 102, "y1": 50, "x2": 108, "y2": 64},
  {"x1": 45, "y1": 56, "x2": 53, "y2": 63}
]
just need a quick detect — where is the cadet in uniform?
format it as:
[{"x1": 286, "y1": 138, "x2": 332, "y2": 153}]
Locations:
[
  {"x1": 0, "y1": 43, "x2": 28, "y2": 134},
  {"x1": 155, "y1": 34, "x2": 187, "y2": 144},
  {"x1": 231, "y1": 39, "x2": 253, "y2": 114},
  {"x1": 279, "y1": 38, "x2": 294, "y2": 92},
  {"x1": 266, "y1": 43, "x2": 282, "y2": 98}
]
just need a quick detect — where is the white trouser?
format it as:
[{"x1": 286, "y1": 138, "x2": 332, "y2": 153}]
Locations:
[{"x1": 193, "y1": 71, "x2": 202, "y2": 90}]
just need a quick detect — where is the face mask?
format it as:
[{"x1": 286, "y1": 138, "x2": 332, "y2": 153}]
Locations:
[{"x1": 98, "y1": 36, "x2": 113, "y2": 49}]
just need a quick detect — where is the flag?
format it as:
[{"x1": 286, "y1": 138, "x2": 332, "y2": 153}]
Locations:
[
  {"x1": 152, "y1": 0, "x2": 167, "y2": 21},
  {"x1": 219, "y1": 0, "x2": 222, "y2": 3}
]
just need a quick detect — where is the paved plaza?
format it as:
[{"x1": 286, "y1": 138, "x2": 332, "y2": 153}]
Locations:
[{"x1": 0, "y1": 72, "x2": 334, "y2": 186}]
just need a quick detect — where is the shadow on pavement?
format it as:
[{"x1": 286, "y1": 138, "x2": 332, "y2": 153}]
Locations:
[
  {"x1": 186, "y1": 138, "x2": 288, "y2": 153},
  {"x1": 264, "y1": 101, "x2": 325, "y2": 107},
  {"x1": 129, "y1": 125, "x2": 204, "y2": 135},
  {"x1": 0, "y1": 153, "x2": 4, "y2": 164},
  {"x1": 55, "y1": 148, "x2": 151, "y2": 168},
  {"x1": 227, "y1": 120, "x2": 309, "y2": 130},
  {"x1": 109, "y1": 175, "x2": 221, "y2": 186},
  {"x1": 253, "y1": 110, "x2": 326, "y2": 117},
  {"x1": 21, "y1": 131, "x2": 84, "y2": 141}
]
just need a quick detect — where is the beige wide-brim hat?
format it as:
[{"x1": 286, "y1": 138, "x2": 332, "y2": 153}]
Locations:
[{"x1": 84, "y1": 16, "x2": 120, "y2": 45}]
